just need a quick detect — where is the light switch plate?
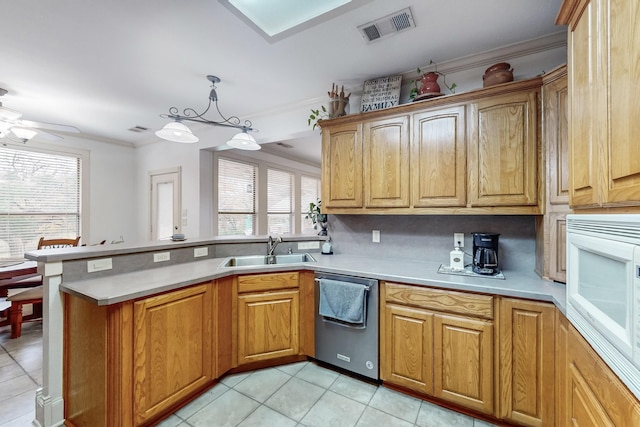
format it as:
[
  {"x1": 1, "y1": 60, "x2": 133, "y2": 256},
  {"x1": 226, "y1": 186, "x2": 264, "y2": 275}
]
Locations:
[
  {"x1": 87, "y1": 258, "x2": 112, "y2": 273},
  {"x1": 298, "y1": 241, "x2": 320, "y2": 250},
  {"x1": 194, "y1": 247, "x2": 208, "y2": 257},
  {"x1": 153, "y1": 252, "x2": 171, "y2": 263},
  {"x1": 372, "y1": 230, "x2": 380, "y2": 243}
]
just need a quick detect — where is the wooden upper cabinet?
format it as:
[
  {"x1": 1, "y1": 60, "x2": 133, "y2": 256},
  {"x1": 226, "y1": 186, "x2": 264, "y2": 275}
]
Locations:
[
  {"x1": 544, "y1": 67, "x2": 570, "y2": 205},
  {"x1": 559, "y1": 0, "x2": 640, "y2": 208},
  {"x1": 468, "y1": 89, "x2": 539, "y2": 207},
  {"x1": 604, "y1": 0, "x2": 640, "y2": 205},
  {"x1": 411, "y1": 106, "x2": 467, "y2": 207},
  {"x1": 319, "y1": 78, "x2": 542, "y2": 214},
  {"x1": 564, "y1": 0, "x2": 600, "y2": 207},
  {"x1": 363, "y1": 115, "x2": 410, "y2": 208},
  {"x1": 321, "y1": 122, "x2": 363, "y2": 208}
]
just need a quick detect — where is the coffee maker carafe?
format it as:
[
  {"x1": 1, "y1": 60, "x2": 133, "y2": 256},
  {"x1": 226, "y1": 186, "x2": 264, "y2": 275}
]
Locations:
[{"x1": 472, "y1": 232, "x2": 500, "y2": 275}]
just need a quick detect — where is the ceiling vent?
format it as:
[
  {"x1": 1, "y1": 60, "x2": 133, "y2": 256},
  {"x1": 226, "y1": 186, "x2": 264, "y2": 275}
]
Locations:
[
  {"x1": 128, "y1": 125, "x2": 149, "y2": 133},
  {"x1": 357, "y1": 7, "x2": 415, "y2": 43}
]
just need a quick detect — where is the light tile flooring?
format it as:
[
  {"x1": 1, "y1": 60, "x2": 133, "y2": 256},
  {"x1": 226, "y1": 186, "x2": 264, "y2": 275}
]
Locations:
[{"x1": 0, "y1": 320, "x2": 499, "y2": 427}]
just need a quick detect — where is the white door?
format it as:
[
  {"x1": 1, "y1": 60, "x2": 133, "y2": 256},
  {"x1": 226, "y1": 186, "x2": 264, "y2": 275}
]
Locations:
[{"x1": 150, "y1": 168, "x2": 181, "y2": 240}]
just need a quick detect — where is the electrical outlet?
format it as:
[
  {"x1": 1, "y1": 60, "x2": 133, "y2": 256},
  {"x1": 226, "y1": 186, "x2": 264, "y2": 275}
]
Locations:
[
  {"x1": 454, "y1": 233, "x2": 465, "y2": 247},
  {"x1": 153, "y1": 252, "x2": 171, "y2": 263},
  {"x1": 193, "y1": 247, "x2": 208, "y2": 257},
  {"x1": 87, "y1": 258, "x2": 112, "y2": 273},
  {"x1": 372, "y1": 230, "x2": 380, "y2": 243}
]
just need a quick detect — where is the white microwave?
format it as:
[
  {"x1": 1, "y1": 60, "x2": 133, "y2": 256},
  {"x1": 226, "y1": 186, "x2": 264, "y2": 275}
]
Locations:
[{"x1": 566, "y1": 214, "x2": 640, "y2": 399}]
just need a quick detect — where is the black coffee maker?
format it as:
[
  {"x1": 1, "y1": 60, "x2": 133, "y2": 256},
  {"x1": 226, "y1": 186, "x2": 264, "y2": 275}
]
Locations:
[{"x1": 472, "y1": 232, "x2": 500, "y2": 275}]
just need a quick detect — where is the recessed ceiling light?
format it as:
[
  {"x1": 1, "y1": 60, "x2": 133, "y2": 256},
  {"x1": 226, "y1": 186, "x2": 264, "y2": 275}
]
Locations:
[{"x1": 219, "y1": 0, "x2": 372, "y2": 42}]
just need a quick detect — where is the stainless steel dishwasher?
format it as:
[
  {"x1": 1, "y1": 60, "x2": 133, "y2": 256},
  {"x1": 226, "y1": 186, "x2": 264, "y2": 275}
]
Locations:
[{"x1": 314, "y1": 272, "x2": 379, "y2": 380}]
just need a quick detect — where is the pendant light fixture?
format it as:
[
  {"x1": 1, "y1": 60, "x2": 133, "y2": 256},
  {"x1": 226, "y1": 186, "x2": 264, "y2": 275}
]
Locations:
[{"x1": 156, "y1": 75, "x2": 259, "y2": 149}]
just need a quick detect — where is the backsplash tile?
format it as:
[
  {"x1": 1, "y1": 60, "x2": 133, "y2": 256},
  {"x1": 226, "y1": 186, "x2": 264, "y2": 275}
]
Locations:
[{"x1": 325, "y1": 215, "x2": 536, "y2": 272}]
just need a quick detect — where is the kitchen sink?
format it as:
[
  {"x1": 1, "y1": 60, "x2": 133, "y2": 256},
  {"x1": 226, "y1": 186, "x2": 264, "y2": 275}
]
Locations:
[{"x1": 220, "y1": 253, "x2": 317, "y2": 268}]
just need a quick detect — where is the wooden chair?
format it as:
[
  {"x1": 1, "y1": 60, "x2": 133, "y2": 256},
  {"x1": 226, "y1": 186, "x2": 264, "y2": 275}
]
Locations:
[
  {"x1": 3, "y1": 236, "x2": 80, "y2": 338},
  {"x1": 37, "y1": 236, "x2": 81, "y2": 249}
]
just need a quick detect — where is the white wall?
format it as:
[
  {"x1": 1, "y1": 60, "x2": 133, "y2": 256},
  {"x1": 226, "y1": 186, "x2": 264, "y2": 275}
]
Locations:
[
  {"x1": 133, "y1": 37, "x2": 567, "y2": 242},
  {"x1": 135, "y1": 137, "x2": 321, "y2": 241},
  {"x1": 19, "y1": 134, "x2": 137, "y2": 245}
]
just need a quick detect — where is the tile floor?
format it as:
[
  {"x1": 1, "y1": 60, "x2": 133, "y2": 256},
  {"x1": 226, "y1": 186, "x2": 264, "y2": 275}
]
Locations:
[{"x1": 0, "y1": 320, "x2": 499, "y2": 427}]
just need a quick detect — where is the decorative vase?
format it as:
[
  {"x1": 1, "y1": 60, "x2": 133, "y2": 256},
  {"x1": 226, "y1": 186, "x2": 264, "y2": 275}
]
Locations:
[
  {"x1": 329, "y1": 97, "x2": 349, "y2": 118},
  {"x1": 483, "y1": 62, "x2": 514, "y2": 87},
  {"x1": 418, "y1": 72, "x2": 441, "y2": 95},
  {"x1": 317, "y1": 214, "x2": 328, "y2": 236}
]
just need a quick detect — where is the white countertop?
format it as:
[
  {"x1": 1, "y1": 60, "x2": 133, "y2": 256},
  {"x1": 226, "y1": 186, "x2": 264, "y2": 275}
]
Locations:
[{"x1": 59, "y1": 254, "x2": 566, "y2": 311}]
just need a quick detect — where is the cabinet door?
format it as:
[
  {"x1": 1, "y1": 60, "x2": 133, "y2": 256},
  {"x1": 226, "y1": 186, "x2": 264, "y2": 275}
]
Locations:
[
  {"x1": 567, "y1": 0, "x2": 600, "y2": 208},
  {"x1": 133, "y1": 284, "x2": 213, "y2": 426},
  {"x1": 433, "y1": 313, "x2": 494, "y2": 415},
  {"x1": 380, "y1": 303, "x2": 434, "y2": 395},
  {"x1": 544, "y1": 70, "x2": 570, "y2": 205},
  {"x1": 322, "y1": 122, "x2": 363, "y2": 208},
  {"x1": 549, "y1": 214, "x2": 567, "y2": 282},
  {"x1": 363, "y1": 115, "x2": 410, "y2": 208},
  {"x1": 237, "y1": 289, "x2": 300, "y2": 364},
  {"x1": 498, "y1": 298, "x2": 555, "y2": 426},
  {"x1": 603, "y1": 0, "x2": 640, "y2": 205},
  {"x1": 411, "y1": 106, "x2": 467, "y2": 207},
  {"x1": 568, "y1": 364, "x2": 615, "y2": 426},
  {"x1": 469, "y1": 90, "x2": 538, "y2": 207}
]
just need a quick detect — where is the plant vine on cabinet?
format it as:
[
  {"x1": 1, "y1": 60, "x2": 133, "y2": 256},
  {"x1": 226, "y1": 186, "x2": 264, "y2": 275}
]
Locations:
[
  {"x1": 558, "y1": 0, "x2": 640, "y2": 209},
  {"x1": 319, "y1": 77, "x2": 543, "y2": 215}
]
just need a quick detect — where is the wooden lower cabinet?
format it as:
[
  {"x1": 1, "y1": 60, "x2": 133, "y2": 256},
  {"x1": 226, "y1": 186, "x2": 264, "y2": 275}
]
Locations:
[
  {"x1": 381, "y1": 303, "x2": 434, "y2": 395},
  {"x1": 237, "y1": 289, "x2": 300, "y2": 363},
  {"x1": 380, "y1": 282, "x2": 494, "y2": 416},
  {"x1": 557, "y1": 318, "x2": 640, "y2": 426},
  {"x1": 434, "y1": 313, "x2": 493, "y2": 414},
  {"x1": 132, "y1": 284, "x2": 213, "y2": 425},
  {"x1": 234, "y1": 271, "x2": 314, "y2": 366},
  {"x1": 497, "y1": 298, "x2": 555, "y2": 426},
  {"x1": 64, "y1": 281, "x2": 215, "y2": 427}
]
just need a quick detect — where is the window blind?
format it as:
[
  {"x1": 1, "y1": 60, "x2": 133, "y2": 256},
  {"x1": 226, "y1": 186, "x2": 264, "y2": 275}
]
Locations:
[
  {"x1": 218, "y1": 157, "x2": 257, "y2": 236},
  {"x1": 300, "y1": 175, "x2": 321, "y2": 233},
  {"x1": 0, "y1": 146, "x2": 80, "y2": 257},
  {"x1": 267, "y1": 168, "x2": 293, "y2": 234}
]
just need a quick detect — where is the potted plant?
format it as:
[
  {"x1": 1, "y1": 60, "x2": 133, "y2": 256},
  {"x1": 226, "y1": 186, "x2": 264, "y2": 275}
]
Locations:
[{"x1": 306, "y1": 200, "x2": 328, "y2": 235}]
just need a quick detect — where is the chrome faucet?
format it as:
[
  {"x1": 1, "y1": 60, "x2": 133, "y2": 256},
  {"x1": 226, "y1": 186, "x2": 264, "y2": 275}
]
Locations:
[{"x1": 267, "y1": 235, "x2": 283, "y2": 263}]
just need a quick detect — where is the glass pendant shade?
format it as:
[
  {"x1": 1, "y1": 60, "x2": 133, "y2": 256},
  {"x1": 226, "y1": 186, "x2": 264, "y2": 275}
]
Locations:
[
  {"x1": 155, "y1": 121, "x2": 199, "y2": 143},
  {"x1": 226, "y1": 131, "x2": 261, "y2": 150}
]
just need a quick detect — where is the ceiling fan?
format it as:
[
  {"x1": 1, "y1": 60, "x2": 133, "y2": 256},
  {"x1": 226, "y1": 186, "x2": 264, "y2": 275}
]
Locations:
[{"x1": 0, "y1": 88, "x2": 80, "y2": 143}]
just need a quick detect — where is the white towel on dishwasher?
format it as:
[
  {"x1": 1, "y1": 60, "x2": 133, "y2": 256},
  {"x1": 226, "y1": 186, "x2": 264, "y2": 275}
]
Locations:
[{"x1": 319, "y1": 279, "x2": 367, "y2": 324}]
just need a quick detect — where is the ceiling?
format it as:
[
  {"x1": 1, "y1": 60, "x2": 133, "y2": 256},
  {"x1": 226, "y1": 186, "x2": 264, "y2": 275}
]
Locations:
[{"x1": 1, "y1": 0, "x2": 564, "y2": 164}]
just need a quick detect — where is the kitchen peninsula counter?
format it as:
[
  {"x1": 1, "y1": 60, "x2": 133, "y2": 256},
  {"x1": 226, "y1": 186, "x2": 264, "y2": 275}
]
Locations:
[{"x1": 55, "y1": 253, "x2": 566, "y2": 310}]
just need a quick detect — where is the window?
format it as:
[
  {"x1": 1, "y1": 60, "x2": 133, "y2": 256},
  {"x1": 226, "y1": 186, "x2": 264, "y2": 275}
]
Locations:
[
  {"x1": 300, "y1": 175, "x2": 321, "y2": 233},
  {"x1": 267, "y1": 168, "x2": 293, "y2": 234},
  {"x1": 217, "y1": 157, "x2": 257, "y2": 236},
  {"x1": 0, "y1": 146, "x2": 81, "y2": 257},
  {"x1": 214, "y1": 154, "x2": 320, "y2": 236}
]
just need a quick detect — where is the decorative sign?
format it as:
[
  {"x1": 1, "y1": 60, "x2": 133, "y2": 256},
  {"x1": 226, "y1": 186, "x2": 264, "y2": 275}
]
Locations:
[{"x1": 360, "y1": 75, "x2": 402, "y2": 113}]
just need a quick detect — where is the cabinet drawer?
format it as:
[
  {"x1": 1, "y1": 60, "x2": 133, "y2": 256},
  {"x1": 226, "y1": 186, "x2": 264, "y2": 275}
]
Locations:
[
  {"x1": 384, "y1": 282, "x2": 493, "y2": 319},
  {"x1": 237, "y1": 272, "x2": 299, "y2": 293}
]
